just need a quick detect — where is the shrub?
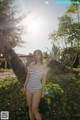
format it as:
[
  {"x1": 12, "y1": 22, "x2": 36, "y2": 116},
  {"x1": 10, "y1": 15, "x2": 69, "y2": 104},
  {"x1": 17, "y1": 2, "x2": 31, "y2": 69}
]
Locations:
[
  {"x1": 39, "y1": 75, "x2": 80, "y2": 120},
  {"x1": 0, "y1": 76, "x2": 80, "y2": 120},
  {"x1": 39, "y1": 83, "x2": 64, "y2": 120}
]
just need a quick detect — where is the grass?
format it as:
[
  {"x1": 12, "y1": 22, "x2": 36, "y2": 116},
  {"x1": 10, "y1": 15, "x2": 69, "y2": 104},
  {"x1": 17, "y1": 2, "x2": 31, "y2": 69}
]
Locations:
[
  {"x1": 0, "y1": 68, "x2": 12, "y2": 72},
  {"x1": 0, "y1": 77, "x2": 29, "y2": 120}
]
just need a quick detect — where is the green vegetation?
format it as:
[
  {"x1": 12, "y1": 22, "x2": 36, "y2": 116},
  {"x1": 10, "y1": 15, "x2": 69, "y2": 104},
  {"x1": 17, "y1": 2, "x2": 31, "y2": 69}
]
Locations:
[
  {"x1": 0, "y1": 78, "x2": 29, "y2": 120},
  {"x1": 0, "y1": 68, "x2": 12, "y2": 72},
  {"x1": 0, "y1": 0, "x2": 24, "y2": 47},
  {"x1": 41, "y1": 76, "x2": 80, "y2": 120},
  {"x1": 0, "y1": 75, "x2": 80, "y2": 120}
]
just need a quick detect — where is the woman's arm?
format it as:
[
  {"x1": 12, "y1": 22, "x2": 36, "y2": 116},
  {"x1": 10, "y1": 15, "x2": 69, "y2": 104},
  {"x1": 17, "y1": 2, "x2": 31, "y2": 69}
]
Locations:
[
  {"x1": 22, "y1": 72, "x2": 30, "y2": 95},
  {"x1": 23, "y1": 72, "x2": 30, "y2": 87},
  {"x1": 23, "y1": 62, "x2": 33, "y2": 87}
]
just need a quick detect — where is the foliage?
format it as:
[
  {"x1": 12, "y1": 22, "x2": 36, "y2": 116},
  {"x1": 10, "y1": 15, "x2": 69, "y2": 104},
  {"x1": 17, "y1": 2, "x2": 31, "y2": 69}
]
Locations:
[
  {"x1": 45, "y1": 44, "x2": 61, "y2": 62},
  {"x1": 40, "y1": 74, "x2": 80, "y2": 120},
  {"x1": 71, "y1": 0, "x2": 80, "y2": 3},
  {"x1": 39, "y1": 83, "x2": 64, "y2": 120},
  {"x1": 61, "y1": 47, "x2": 80, "y2": 68},
  {"x1": 0, "y1": 68, "x2": 12, "y2": 72},
  {"x1": 0, "y1": 78, "x2": 29, "y2": 120},
  {"x1": 66, "y1": 4, "x2": 79, "y2": 14},
  {"x1": 58, "y1": 15, "x2": 80, "y2": 47},
  {"x1": 0, "y1": 74, "x2": 80, "y2": 120},
  {"x1": 49, "y1": 3, "x2": 80, "y2": 70},
  {"x1": 0, "y1": 0, "x2": 25, "y2": 47},
  {"x1": 50, "y1": 3, "x2": 80, "y2": 48}
]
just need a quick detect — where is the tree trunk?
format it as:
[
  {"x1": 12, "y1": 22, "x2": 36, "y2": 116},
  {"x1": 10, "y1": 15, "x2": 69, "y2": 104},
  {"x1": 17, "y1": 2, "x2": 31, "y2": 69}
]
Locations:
[{"x1": 0, "y1": 34, "x2": 27, "y2": 86}]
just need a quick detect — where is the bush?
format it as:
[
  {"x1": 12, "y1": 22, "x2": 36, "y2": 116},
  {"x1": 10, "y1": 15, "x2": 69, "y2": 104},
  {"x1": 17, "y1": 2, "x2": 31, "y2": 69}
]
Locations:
[
  {"x1": 39, "y1": 83, "x2": 64, "y2": 120},
  {"x1": 39, "y1": 75, "x2": 80, "y2": 120},
  {"x1": 0, "y1": 78, "x2": 29, "y2": 120},
  {"x1": 0, "y1": 76, "x2": 80, "y2": 120}
]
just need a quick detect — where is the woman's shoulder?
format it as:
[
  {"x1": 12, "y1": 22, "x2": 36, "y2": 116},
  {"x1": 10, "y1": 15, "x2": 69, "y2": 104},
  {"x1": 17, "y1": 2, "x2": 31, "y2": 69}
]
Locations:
[
  {"x1": 29, "y1": 62, "x2": 35, "y2": 67},
  {"x1": 27, "y1": 62, "x2": 35, "y2": 71},
  {"x1": 28, "y1": 62, "x2": 35, "y2": 68}
]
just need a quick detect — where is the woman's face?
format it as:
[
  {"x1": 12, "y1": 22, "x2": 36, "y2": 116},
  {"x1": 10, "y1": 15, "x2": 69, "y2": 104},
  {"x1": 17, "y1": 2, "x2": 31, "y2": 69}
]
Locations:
[{"x1": 34, "y1": 51, "x2": 42, "y2": 62}]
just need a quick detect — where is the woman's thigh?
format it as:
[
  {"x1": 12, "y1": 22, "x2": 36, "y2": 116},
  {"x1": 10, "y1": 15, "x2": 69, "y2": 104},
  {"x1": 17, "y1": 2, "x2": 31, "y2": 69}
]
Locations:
[
  {"x1": 32, "y1": 90, "x2": 42, "y2": 110},
  {"x1": 25, "y1": 90, "x2": 33, "y2": 107}
]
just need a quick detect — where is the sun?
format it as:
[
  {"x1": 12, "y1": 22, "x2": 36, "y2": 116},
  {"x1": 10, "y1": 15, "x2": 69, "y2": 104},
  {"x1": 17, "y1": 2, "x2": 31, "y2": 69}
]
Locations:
[
  {"x1": 21, "y1": 14, "x2": 42, "y2": 34},
  {"x1": 27, "y1": 18, "x2": 40, "y2": 33}
]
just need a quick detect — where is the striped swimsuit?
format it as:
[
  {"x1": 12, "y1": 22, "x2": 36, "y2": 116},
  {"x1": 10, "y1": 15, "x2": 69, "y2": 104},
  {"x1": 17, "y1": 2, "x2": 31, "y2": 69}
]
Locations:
[{"x1": 26, "y1": 66, "x2": 48, "y2": 94}]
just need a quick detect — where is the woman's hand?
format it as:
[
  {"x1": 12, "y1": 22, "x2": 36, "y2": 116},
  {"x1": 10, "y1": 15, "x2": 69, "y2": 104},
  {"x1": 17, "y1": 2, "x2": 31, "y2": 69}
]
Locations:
[
  {"x1": 22, "y1": 84, "x2": 26, "y2": 95},
  {"x1": 41, "y1": 91, "x2": 45, "y2": 98}
]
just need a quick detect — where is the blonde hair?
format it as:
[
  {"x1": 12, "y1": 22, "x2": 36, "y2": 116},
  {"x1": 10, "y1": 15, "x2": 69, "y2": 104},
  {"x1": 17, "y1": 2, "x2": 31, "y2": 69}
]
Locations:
[{"x1": 33, "y1": 49, "x2": 43, "y2": 64}]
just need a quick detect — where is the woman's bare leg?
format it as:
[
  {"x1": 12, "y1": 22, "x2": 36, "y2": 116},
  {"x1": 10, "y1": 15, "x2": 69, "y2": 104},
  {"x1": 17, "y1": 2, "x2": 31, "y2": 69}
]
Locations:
[
  {"x1": 32, "y1": 91, "x2": 42, "y2": 120},
  {"x1": 25, "y1": 90, "x2": 35, "y2": 120}
]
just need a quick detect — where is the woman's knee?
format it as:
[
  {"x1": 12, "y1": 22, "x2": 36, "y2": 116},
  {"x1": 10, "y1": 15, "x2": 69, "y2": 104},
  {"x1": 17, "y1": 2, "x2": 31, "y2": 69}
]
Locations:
[
  {"x1": 32, "y1": 106, "x2": 38, "y2": 114},
  {"x1": 28, "y1": 104, "x2": 32, "y2": 111}
]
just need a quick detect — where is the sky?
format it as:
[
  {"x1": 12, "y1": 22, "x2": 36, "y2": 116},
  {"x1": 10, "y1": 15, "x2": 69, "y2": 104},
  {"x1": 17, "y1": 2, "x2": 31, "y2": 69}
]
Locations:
[{"x1": 13, "y1": 0, "x2": 71, "y2": 55}]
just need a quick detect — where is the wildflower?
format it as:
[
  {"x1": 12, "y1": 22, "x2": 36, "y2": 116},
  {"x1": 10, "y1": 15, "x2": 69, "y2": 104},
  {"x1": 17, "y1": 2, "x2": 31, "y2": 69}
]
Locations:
[
  {"x1": 47, "y1": 98, "x2": 51, "y2": 105},
  {"x1": 44, "y1": 91, "x2": 49, "y2": 96}
]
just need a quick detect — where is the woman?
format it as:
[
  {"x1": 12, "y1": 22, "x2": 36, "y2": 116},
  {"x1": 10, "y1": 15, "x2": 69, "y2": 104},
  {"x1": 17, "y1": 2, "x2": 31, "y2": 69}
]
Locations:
[{"x1": 23, "y1": 49, "x2": 48, "y2": 120}]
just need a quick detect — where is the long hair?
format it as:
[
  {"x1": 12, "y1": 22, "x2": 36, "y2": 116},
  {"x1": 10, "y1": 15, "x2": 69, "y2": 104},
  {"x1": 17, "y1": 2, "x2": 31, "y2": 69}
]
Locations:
[{"x1": 33, "y1": 49, "x2": 43, "y2": 64}]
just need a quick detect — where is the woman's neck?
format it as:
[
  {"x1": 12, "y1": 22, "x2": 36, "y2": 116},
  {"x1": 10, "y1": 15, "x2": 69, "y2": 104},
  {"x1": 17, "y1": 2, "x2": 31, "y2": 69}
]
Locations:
[{"x1": 35, "y1": 61, "x2": 42, "y2": 65}]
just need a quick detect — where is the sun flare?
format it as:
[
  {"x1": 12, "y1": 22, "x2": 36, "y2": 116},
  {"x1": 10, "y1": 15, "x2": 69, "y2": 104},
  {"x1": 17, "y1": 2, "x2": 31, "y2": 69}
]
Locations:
[
  {"x1": 21, "y1": 14, "x2": 43, "y2": 34},
  {"x1": 27, "y1": 19, "x2": 40, "y2": 33}
]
